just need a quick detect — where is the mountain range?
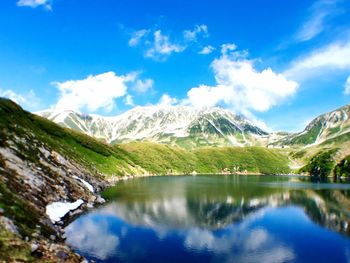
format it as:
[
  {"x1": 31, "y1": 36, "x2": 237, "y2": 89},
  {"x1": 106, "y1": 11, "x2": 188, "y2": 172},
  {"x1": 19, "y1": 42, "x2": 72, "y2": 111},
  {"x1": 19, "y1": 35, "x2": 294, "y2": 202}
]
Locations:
[
  {"x1": 37, "y1": 106, "x2": 269, "y2": 148},
  {"x1": 37, "y1": 103, "x2": 350, "y2": 148}
]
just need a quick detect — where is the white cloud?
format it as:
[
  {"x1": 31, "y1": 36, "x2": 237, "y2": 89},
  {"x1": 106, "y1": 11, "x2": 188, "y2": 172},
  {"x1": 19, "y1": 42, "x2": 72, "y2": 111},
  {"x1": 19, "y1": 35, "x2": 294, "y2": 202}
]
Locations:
[
  {"x1": 345, "y1": 76, "x2": 350, "y2": 95},
  {"x1": 185, "y1": 45, "x2": 298, "y2": 114},
  {"x1": 157, "y1": 94, "x2": 178, "y2": 107},
  {"x1": 128, "y1": 29, "x2": 149, "y2": 47},
  {"x1": 285, "y1": 40, "x2": 350, "y2": 80},
  {"x1": 17, "y1": 0, "x2": 52, "y2": 10},
  {"x1": 133, "y1": 78, "x2": 154, "y2": 93},
  {"x1": 221, "y1": 43, "x2": 237, "y2": 54},
  {"x1": 1, "y1": 89, "x2": 27, "y2": 105},
  {"x1": 53, "y1": 72, "x2": 133, "y2": 113},
  {"x1": 0, "y1": 89, "x2": 40, "y2": 111},
  {"x1": 124, "y1": 94, "x2": 135, "y2": 106},
  {"x1": 295, "y1": 0, "x2": 342, "y2": 42},
  {"x1": 183, "y1": 24, "x2": 208, "y2": 42},
  {"x1": 296, "y1": 12, "x2": 327, "y2": 42},
  {"x1": 145, "y1": 30, "x2": 185, "y2": 61},
  {"x1": 129, "y1": 25, "x2": 210, "y2": 60},
  {"x1": 198, "y1": 45, "x2": 215, "y2": 55}
]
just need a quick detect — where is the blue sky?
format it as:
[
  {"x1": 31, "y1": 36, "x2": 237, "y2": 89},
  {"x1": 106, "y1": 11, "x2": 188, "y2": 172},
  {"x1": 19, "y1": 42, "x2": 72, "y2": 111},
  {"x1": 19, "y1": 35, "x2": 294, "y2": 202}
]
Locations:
[{"x1": 1, "y1": 0, "x2": 350, "y2": 132}]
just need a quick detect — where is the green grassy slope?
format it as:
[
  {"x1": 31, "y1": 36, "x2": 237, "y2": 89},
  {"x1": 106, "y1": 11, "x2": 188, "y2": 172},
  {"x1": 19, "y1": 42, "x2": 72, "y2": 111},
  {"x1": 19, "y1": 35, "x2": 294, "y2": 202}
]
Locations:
[
  {"x1": 291, "y1": 131, "x2": 350, "y2": 177},
  {"x1": 119, "y1": 142, "x2": 290, "y2": 175},
  {"x1": 0, "y1": 98, "x2": 142, "y2": 177},
  {"x1": 289, "y1": 122, "x2": 322, "y2": 145},
  {"x1": 194, "y1": 147, "x2": 289, "y2": 174}
]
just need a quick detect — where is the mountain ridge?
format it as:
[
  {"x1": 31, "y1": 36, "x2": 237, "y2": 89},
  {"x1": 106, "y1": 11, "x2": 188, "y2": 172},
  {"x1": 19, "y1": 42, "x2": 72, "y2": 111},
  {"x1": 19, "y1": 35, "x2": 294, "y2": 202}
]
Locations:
[
  {"x1": 37, "y1": 105, "x2": 269, "y2": 148},
  {"x1": 273, "y1": 103, "x2": 350, "y2": 147},
  {"x1": 37, "y1": 102, "x2": 350, "y2": 149}
]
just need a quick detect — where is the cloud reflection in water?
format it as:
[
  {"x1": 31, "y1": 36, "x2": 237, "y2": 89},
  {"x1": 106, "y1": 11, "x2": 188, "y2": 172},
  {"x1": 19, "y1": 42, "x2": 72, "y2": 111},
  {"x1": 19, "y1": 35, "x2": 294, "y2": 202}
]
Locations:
[{"x1": 65, "y1": 216, "x2": 120, "y2": 260}]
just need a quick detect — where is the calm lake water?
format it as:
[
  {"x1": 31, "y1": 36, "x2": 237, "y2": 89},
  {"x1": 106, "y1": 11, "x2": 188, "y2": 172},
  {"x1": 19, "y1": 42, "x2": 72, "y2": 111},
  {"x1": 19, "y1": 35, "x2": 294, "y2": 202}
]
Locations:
[{"x1": 65, "y1": 175, "x2": 350, "y2": 263}]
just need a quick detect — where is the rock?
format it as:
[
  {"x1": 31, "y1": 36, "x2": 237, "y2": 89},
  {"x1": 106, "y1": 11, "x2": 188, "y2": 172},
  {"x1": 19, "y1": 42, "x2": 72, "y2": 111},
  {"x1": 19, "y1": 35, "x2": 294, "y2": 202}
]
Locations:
[
  {"x1": 88, "y1": 195, "x2": 97, "y2": 202},
  {"x1": 57, "y1": 250, "x2": 69, "y2": 260},
  {"x1": 96, "y1": 196, "x2": 105, "y2": 204},
  {"x1": 39, "y1": 147, "x2": 51, "y2": 159},
  {"x1": 31, "y1": 249, "x2": 44, "y2": 258},
  {"x1": 0, "y1": 216, "x2": 20, "y2": 236},
  {"x1": 71, "y1": 208, "x2": 84, "y2": 216},
  {"x1": 51, "y1": 151, "x2": 67, "y2": 165},
  {"x1": 31, "y1": 243, "x2": 39, "y2": 252}
]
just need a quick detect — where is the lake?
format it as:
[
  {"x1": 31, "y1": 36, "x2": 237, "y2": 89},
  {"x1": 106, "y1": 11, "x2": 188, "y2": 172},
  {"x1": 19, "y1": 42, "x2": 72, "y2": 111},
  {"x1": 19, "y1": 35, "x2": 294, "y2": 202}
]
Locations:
[{"x1": 65, "y1": 175, "x2": 350, "y2": 263}]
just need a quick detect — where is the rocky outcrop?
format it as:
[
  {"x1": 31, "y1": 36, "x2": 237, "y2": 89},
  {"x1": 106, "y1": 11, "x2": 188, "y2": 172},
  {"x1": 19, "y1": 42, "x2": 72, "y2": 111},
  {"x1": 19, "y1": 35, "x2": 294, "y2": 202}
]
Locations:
[{"x1": 0, "y1": 129, "x2": 109, "y2": 261}]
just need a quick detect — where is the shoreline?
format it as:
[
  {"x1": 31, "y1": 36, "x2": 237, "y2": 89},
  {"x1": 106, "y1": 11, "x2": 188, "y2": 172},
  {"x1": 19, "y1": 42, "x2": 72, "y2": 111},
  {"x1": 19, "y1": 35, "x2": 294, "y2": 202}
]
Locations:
[
  {"x1": 55, "y1": 171, "x2": 350, "y2": 226},
  {"x1": 105, "y1": 172, "x2": 309, "y2": 183}
]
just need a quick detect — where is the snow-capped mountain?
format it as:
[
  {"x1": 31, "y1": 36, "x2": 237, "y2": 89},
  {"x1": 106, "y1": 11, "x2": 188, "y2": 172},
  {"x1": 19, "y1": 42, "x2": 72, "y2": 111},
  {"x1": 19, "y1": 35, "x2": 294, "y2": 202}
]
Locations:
[
  {"x1": 275, "y1": 103, "x2": 350, "y2": 146},
  {"x1": 37, "y1": 106, "x2": 269, "y2": 148}
]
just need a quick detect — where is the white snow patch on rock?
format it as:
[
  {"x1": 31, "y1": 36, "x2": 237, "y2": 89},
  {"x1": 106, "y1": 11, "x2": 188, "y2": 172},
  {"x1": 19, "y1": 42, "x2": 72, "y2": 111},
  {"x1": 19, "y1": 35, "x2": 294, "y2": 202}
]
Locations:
[
  {"x1": 46, "y1": 199, "x2": 84, "y2": 223},
  {"x1": 72, "y1": 176, "x2": 94, "y2": 193}
]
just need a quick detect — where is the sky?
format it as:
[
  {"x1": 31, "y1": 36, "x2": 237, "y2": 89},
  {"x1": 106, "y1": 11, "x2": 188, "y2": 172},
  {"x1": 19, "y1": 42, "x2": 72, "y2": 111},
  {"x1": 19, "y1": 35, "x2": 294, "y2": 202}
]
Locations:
[{"x1": 1, "y1": 0, "x2": 350, "y2": 132}]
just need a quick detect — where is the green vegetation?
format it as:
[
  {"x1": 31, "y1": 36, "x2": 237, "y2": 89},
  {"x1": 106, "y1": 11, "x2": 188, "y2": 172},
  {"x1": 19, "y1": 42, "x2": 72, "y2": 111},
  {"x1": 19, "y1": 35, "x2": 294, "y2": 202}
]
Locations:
[
  {"x1": 0, "y1": 98, "x2": 140, "y2": 176},
  {"x1": 334, "y1": 155, "x2": 350, "y2": 178},
  {"x1": 300, "y1": 149, "x2": 338, "y2": 177},
  {"x1": 293, "y1": 129, "x2": 350, "y2": 177},
  {"x1": 0, "y1": 180, "x2": 54, "y2": 239},
  {"x1": 193, "y1": 147, "x2": 289, "y2": 174},
  {"x1": 0, "y1": 227, "x2": 33, "y2": 262},
  {"x1": 320, "y1": 131, "x2": 350, "y2": 145},
  {"x1": 289, "y1": 122, "x2": 322, "y2": 145},
  {"x1": 291, "y1": 149, "x2": 307, "y2": 159},
  {"x1": 119, "y1": 142, "x2": 290, "y2": 175},
  {"x1": 299, "y1": 150, "x2": 350, "y2": 178},
  {"x1": 328, "y1": 126, "x2": 341, "y2": 136},
  {"x1": 118, "y1": 142, "x2": 197, "y2": 174}
]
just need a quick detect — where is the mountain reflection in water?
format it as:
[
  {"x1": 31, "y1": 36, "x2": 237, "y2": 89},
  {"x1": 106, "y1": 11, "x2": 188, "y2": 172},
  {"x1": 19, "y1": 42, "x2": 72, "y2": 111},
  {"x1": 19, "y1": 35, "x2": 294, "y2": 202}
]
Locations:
[{"x1": 65, "y1": 175, "x2": 350, "y2": 263}]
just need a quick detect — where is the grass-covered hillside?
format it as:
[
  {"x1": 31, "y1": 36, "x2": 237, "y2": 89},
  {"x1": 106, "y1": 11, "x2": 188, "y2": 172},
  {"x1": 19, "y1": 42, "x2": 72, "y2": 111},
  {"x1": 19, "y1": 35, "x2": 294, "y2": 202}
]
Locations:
[
  {"x1": 292, "y1": 131, "x2": 350, "y2": 177},
  {"x1": 0, "y1": 99, "x2": 119, "y2": 261},
  {"x1": 274, "y1": 103, "x2": 350, "y2": 147},
  {"x1": 119, "y1": 142, "x2": 290, "y2": 175}
]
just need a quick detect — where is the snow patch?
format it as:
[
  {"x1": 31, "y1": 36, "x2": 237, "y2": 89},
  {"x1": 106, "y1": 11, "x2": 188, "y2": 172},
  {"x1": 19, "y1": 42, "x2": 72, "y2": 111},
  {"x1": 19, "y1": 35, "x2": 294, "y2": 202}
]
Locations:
[
  {"x1": 72, "y1": 175, "x2": 94, "y2": 193},
  {"x1": 46, "y1": 199, "x2": 84, "y2": 223}
]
